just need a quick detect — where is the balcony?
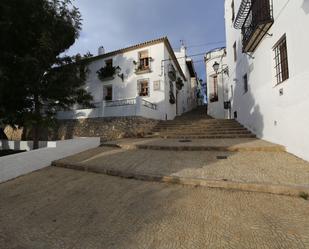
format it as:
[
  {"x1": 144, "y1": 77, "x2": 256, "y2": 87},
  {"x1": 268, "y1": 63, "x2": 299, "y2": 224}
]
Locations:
[
  {"x1": 135, "y1": 57, "x2": 152, "y2": 74},
  {"x1": 96, "y1": 66, "x2": 116, "y2": 81},
  {"x1": 234, "y1": 0, "x2": 274, "y2": 53}
]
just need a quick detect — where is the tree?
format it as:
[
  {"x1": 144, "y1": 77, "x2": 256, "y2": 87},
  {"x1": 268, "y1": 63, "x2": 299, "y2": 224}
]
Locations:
[{"x1": 0, "y1": 0, "x2": 93, "y2": 148}]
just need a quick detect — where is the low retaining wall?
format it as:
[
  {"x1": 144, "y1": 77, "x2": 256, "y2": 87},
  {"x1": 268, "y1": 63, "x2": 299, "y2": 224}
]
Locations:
[
  {"x1": 3, "y1": 117, "x2": 159, "y2": 142},
  {"x1": 0, "y1": 140, "x2": 57, "y2": 151},
  {"x1": 57, "y1": 116, "x2": 159, "y2": 141},
  {"x1": 0, "y1": 137, "x2": 100, "y2": 183}
]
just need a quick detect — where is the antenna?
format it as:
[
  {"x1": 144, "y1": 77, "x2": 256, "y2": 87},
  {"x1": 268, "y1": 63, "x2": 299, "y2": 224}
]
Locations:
[{"x1": 180, "y1": 39, "x2": 185, "y2": 47}]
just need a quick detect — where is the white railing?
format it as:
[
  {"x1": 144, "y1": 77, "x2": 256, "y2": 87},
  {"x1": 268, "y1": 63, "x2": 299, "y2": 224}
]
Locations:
[
  {"x1": 142, "y1": 99, "x2": 157, "y2": 110},
  {"x1": 57, "y1": 96, "x2": 161, "y2": 120},
  {"x1": 105, "y1": 98, "x2": 136, "y2": 107}
]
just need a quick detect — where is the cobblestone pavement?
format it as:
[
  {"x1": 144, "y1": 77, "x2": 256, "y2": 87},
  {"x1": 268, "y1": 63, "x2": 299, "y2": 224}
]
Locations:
[
  {"x1": 104, "y1": 137, "x2": 284, "y2": 151},
  {"x1": 56, "y1": 146, "x2": 309, "y2": 186},
  {"x1": 0, "y1": 167, "x2": 309, "y2": 249}
]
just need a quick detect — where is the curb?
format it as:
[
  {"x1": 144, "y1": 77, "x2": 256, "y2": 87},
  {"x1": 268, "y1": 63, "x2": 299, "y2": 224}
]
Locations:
[
  {"x1": 135, "y1": 145, "x2": 285, "y2": 152},
  {"x1": 52, "y1": 161, "x2": 309, "y2": 198},
  {"x1": 101, "y1": 143, "x2": 286, "y2": 152}
]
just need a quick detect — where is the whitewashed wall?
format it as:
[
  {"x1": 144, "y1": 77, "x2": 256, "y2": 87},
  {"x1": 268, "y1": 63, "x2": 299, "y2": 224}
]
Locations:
[
  {"x1": 57, "y1": 96, "x2": 164, "y2": 120},
  {"x1": 83, "y1": 42, "x2": 177, "y2": 120},
  {"x1": 0, "y1": 137, "x2": 100, "y2": 183},
  {"x1": 225, "y1": 0, "x2": 309, "y2": 161},
  {"x1": 175, "y1": 47, "x2": 193, "y2": 115},
  {"x1": 58, "y1": 41, "x2": 195, "y2": 121},
  {"x1": 205, "y1": 48, "x2": 229, "y2": 119},
  {"x1": 0, "y1": 140, "x2": 56, "y2": 151}
]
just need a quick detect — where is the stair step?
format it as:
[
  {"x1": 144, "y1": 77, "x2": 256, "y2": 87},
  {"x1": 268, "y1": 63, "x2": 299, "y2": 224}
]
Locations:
[
  {"x1": 155, "y1": 132, "x2": 253, "y2": 136},
  {"x1": 159, "y1": 134, "x2": 256, "y2": 139}
]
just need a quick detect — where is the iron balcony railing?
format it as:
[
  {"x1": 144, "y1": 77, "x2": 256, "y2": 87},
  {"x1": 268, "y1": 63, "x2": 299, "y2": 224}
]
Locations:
[{"x1": 235, "y1": 0, "x2": 274, "y2": 52}]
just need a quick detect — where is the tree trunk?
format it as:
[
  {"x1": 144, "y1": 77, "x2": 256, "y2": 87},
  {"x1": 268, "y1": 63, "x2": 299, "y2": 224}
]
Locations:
[
  {"x1": 33, "y1": 94, "x2": 40, "y2": 150},
  {"x1": 33, "y1": 125, "x2": 39, "y2": 149},
  {"x1": 0, "y1": 127, "x2": 8, "y2": 140}
]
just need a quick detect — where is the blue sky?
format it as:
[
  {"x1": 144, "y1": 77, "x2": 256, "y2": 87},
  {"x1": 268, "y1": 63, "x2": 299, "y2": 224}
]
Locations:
[{"x1": 67, "y1": 0, "x2": 226, "y2": 81}]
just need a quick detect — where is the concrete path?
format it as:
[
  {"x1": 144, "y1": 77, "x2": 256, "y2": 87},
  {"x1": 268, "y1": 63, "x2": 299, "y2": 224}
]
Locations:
[
  {"x1": 1, "y1": 167, "x2": 309, "y2": 249},
  {"x1": 53, "y1": 144, "x2": 309, "y2": 196}
]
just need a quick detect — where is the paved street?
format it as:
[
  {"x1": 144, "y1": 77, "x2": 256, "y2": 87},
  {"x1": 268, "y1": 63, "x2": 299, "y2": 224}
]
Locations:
[
  {"x1": 1, "y1": 167, "x2": 309, "y2": 249},
  {"x1": 56, "y1": 145, "x2": 309, "y2": 187}
]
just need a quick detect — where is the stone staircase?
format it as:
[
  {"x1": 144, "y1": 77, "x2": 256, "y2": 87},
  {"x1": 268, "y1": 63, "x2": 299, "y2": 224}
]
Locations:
[{"x1": 151, "y1": 107, "x2": 256, "y2": 139}]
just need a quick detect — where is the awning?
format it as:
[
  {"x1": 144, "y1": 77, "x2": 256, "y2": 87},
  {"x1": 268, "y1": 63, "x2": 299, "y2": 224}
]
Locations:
[{"x1": 234, "y1": 0, "x2": 252, "y2": 29}]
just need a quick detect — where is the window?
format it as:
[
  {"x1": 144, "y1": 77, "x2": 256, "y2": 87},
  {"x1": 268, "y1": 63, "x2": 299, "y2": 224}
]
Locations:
[
  {"x1": 105, "y1": 59, "x2": 113, "y2": 68},
  {"x1": 138, "y1": 50, "x2": 150, "y2": 71},
  {"x1": 210, "y1": 75, "x2": 219, "y2": 102},
  {"x1": 103, "y1": 86, "x2": 112, "y2": 101},
  {"x1": 231, "y1": 0, "x2": 235, "y2": 22},
  {"x1": 233, "y1": 42, "x2": 237, "y2": 61},
  {"x1": 243, "y1": 74, "x2": 248, "y2": 93},
  {"x1": 138, "y1": 79, "x2": 149, "y2": 97},
  {"x1": 153, "y1": 80, "x2": 160, "y2": 91},
  {"x1": 274, "y1": 35, "x2": 289, "y2": 84}
]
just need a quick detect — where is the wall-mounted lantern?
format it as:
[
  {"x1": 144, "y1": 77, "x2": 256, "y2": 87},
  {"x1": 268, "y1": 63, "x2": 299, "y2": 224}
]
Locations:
[
  {"x1": 115, "y1": 66, "x2": 124, "y2": 81},
  {"x1": 212, "y1": 61, "x2": 220, "y2": 74},
  {"x1": 212, "y1": 61, "x2": 229, "y2": 76}
]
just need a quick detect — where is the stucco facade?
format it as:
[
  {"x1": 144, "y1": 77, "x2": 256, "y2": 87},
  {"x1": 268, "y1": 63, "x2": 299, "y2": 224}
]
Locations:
[
  {"x1": 57, "y1": 37, "x2": 197, "y2": 120},
  {"x1": 205, "y1": 48, "x2": 229, "y2": 119},
  {"x1": 225, "y1": 0, "x2": 309, "y2": 161}
]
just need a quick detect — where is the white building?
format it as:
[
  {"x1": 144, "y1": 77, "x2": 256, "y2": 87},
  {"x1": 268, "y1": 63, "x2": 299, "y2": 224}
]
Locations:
[
  {"x1": 225, "y1": 0, "x2": 309, "y2": 161},
  {"x1": 57, "y1": 37, "x2": 198, "y2": 121},
  {"x1": 205, "y1": 47, "x2": 229, "y2": 119}
]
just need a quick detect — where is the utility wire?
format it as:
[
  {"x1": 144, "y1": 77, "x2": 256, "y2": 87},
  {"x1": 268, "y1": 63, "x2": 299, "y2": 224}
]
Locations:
[
  {"x1": 174, "y1": 40, "x2": 226, "y2": 50},
  {"x1": 187, "y1": 41, "x2": 226, "y2": 48}
]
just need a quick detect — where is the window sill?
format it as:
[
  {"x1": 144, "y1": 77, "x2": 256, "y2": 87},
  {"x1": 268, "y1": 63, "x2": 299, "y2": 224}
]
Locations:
[{"x1": 135, "y1": 68, "x2": 151, "y2": 75}]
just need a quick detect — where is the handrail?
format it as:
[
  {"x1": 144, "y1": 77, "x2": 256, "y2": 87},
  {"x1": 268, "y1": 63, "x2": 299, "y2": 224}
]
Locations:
[{"x1": 141, "y1": 99, "x2": 157, "y2": 110}]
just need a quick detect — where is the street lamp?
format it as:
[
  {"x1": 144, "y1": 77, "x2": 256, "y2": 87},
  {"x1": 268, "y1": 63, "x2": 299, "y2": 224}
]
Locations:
[
  {"x1": 212, "y1": 61, "x2": 231, "y2": 119},
  {"x1": 115, "y1": 66, "x2": 124, "y2": 81},
  {"x1": 212, "y1": 61, "x2": 220, "y2": 74}
]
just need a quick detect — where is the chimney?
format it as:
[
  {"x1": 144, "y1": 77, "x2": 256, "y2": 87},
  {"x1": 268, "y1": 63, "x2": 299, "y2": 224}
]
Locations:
[
  {"x1": 180, "y1": 45, "x2": 187, "y2": 55},
  {"x1": 98, "y1": 46, "x2": 105, "y2": 55}
]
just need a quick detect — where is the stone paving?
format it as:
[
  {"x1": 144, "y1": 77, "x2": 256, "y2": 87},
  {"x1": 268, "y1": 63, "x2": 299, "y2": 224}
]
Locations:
[
  {"x1": 1, "y1": 167, "x2": 309, "y2": 249},
  {"x1": 55, "y1": 145, "x2": 309, "y2": 187},
  {"x1": 104, "y1": 137, "x2": 285, "y2": 152}
]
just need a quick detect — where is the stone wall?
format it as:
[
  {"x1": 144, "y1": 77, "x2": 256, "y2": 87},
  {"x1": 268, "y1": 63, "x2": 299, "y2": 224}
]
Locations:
[
  {"x1": 3, "y1": 117, "x2": 159, "y2": 142},
  {"x1": 56, "y1": 116, "x2": 159, "y2": 141},
  {"x1": 3, "y1": 126, "x2": 23, "y2": 140}
]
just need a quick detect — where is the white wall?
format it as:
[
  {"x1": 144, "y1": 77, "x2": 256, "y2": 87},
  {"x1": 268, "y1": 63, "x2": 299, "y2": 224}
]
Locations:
[
  {"x1": 57, "y1": 96, "x2": 164, "y2": 120},
  {"x1": 0, "y1": 137, "x2": 100, "y2": 183},
  {"x1": 174, "y1": 47, "x2": 194, "y2": 115},
  {"x1": 0, "y1": 140, "x2": 57, "y2": 151},
  {"x1": 225, "y1": 0, "x2": 309, "y2": 161},
  {"x1": 78, "y1": 41, "x2": 187, "y2": 120},
  {"x1": 205, "y1": 48, "x2": 229, "y2": 119},
  {"x1": 58, "y1": 40, "x2": 193, "y2": 121}
]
